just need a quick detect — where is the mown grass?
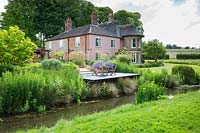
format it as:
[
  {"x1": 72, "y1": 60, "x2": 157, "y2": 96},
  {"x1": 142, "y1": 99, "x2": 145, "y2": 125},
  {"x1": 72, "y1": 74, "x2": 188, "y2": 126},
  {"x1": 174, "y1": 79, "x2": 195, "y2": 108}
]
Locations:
[
  {"x1": 140, "y1": 63, "x2": 200, "y2": 73},
  {"x1": 18, "y1": 91, "x2": 200, "y2": 133},
  {"x1": 164, "y1": 59, "x2": 200, "y2": 66}
]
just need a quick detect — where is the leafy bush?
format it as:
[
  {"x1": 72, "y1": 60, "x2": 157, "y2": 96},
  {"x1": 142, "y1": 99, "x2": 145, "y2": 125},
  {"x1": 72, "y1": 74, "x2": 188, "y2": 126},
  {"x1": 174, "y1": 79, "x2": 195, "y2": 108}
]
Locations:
[
  {"x1": 172, "y1": 65, "x2": 195, "y2": 84},
  {"x1": 0, "y1": 64, "x2": 15, "y2": 77},
  {"x1": 41, "y1": 59, "x2": 63, "y2": 70},
  {"x1": 176, "y1": 54, "x2": 200, "y2": 59},
  {"x1": 136, "y1": 81, "x2": 164, "y2": 104},
  {"x1": 137, "y1": 69, "x2": 179, "y2": 88},
  {"x1": 71, "y1": 57, "x2": 85, "y2": 68},
  {"x1": 135, "y1": 61, "x2": 164, "y2": 68},
  {"x1": 63, "y1": 62, "x2": 78, "y2": 69},
  {"x1": 112, "y1": 61, "x2": 138, "y2": 73},
  {"x1": 116, "y1": 54, "x2": 132, "y2": 64}
]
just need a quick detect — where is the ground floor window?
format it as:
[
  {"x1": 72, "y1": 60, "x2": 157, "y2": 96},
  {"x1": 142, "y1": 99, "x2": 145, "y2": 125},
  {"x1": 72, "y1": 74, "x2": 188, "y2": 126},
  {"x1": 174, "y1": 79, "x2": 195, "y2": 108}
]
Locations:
[
  {"x1": 96, "y1": 53, "x2": 101, "y2": 60},
  {"x1": 132, "y1": 52, "x2": 137, "y2": 63}
]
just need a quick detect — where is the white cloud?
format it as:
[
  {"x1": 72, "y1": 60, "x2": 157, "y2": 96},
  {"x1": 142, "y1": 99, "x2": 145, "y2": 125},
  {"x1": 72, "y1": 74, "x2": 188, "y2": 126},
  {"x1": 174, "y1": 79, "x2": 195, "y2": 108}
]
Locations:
[
  {"x1": 90, "y1": 0, "x2": 200, "y2": 48},
  {"x1": 0, "y1": 0, "x2": 8, "y2": 14}
]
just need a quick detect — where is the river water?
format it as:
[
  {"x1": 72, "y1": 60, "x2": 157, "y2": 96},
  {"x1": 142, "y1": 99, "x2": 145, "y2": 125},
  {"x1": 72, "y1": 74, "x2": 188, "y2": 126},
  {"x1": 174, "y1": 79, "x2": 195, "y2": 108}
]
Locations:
[{"x1": 0, "y1": 88, "x2": 197, "y2": 133}]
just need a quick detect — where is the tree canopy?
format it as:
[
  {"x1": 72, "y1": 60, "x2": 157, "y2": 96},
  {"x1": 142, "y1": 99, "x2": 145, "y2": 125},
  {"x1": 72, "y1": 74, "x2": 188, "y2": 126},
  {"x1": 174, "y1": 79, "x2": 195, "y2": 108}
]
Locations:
[
  {"x1": 114, "y1": 10, "x2": 143, "y2": 30},
  {"x1": 142, "y1": 39, "x2": 166, "y2": 62},
  {"x1": 0, "y1": 26, "x2": 37, "y2": 65},
  {"x1": 95, "y1": 6, "x2": 113, "y2": 23},
  {"x1": 1, "y1": 0, "x2": 143, "y2": 46}
]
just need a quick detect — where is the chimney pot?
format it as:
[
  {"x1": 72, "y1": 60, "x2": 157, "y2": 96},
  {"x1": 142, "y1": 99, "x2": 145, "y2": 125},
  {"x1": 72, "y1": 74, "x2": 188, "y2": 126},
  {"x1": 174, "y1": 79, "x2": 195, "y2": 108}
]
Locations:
[
  {"x1": 108, "y1": 13, "x2": 113, "y2": 22},
  {"x1": 91, "y1": 11, "x2": 97, "y2": 25},
  {"x1": 65, "y1": 17, "x2": 72, "y2": 31}
]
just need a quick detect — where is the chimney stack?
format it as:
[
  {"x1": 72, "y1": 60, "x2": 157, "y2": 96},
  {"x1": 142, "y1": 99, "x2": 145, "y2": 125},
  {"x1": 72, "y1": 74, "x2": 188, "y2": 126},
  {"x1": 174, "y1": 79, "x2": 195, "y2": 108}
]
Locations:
[
  {"x1": 65, "y1": 17, "x2": 72, "y2": 31},
  {"x1": 108, "y1": 13, "x2": 113, "y2": 22},
  {"x1": 91, "y1": 11, "x2": 97, "y2": 25}
]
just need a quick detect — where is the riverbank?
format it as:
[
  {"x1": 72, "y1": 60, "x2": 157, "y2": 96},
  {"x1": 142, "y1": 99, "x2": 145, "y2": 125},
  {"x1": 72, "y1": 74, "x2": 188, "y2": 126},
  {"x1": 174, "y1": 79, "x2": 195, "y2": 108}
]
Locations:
[{"x1": 18, "y1": 91, "x2": 200, "y2": 133}]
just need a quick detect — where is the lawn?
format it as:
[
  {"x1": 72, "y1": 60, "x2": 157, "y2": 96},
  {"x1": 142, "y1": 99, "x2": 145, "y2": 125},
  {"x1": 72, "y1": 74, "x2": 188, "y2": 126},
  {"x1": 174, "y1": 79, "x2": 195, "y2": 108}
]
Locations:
[
  {"x1": 18, "y1": 91, "x2": 200, "y2": 133},
  {"x1": 140, "y1": 63, "x2": 200, "y2": 73}
]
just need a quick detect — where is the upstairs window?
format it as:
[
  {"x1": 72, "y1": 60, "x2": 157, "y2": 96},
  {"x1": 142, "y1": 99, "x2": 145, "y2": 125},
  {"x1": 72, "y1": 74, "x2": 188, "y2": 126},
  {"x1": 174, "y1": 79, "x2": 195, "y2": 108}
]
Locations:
[
  {"x1": 75, "y1": 37, "x2": 80, "y2": 47},
  {"x1": 95, "y1": 37, "x2": 101, "y2": 47},
  {"x1": 59, "y1": 40, "x2": 64, "y2": 48},
  {"x1": 138, "y1": 38, "x2": 141, "y2": 48},
  {"x1": 111, "y1": 39, "x2": 116, "y2": 48},
  {"x1": 131, "y1": 38, "x2": 136, "y2": 48}
]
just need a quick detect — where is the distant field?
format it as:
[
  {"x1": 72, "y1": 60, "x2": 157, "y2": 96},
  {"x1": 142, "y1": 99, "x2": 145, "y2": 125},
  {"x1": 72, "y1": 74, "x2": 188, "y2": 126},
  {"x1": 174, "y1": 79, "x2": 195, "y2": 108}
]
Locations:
[
  {"x1": 167, "y1": 49, "x2": 200, "y2": 59},
  {"x1": 140, "y1": 63, "x2": 200, "y2": 74}
]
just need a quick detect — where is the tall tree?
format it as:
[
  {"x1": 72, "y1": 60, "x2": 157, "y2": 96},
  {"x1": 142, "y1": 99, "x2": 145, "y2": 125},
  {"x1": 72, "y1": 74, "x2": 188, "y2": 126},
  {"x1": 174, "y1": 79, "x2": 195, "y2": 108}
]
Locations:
[
  {"x1": 114, "y1": 10, "x2": 143, "y2": 29},
  {"x1": 95, "y1": 7, "x2": 113, "y2": 23},
  {"x1": 142, "y1": 39, "x2": 166, "y2": 62},
  {"x1": 1, "y1": 0, "x2": 95, "y2": 45}
]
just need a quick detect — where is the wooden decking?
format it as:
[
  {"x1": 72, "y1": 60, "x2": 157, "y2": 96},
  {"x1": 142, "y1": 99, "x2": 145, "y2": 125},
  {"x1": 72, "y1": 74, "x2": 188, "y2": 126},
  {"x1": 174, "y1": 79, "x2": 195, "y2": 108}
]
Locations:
[{"x1": 80, "y1": 72, "x2": 139, "y2": 81}]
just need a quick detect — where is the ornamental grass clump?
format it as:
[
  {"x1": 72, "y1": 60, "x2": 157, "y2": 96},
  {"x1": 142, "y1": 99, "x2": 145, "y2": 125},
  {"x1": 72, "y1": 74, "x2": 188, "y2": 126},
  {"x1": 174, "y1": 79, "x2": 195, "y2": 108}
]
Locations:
[
  {"x1": 136, "y1": 81, "x2": 164, "y2": 104},
  {"x1": 41, "y1": 59, "x2": 63, "y2": 70}
]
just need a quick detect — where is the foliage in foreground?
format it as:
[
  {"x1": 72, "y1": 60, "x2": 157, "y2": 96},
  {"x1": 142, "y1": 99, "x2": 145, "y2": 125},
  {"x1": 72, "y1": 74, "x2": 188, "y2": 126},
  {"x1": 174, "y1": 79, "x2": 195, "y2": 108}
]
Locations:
[
  {"x1": 19, "y1": 91, "x2": 200, "y2": 133},
  {"x1": 0, "y1": 26, "x2": 37, "y2": 65},
  {"x1": 136, "y1": 81, "x2": 164, "y2": 104},
  {"x1": 0, "y1": 68, "x2": 86, "y2": 114}
]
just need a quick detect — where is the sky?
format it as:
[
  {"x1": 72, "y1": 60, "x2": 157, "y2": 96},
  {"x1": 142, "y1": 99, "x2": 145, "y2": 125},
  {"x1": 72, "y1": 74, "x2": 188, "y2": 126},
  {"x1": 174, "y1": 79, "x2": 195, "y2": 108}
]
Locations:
[{"x1": 0, "y1": 0, "x2": 200, "y2": 48}]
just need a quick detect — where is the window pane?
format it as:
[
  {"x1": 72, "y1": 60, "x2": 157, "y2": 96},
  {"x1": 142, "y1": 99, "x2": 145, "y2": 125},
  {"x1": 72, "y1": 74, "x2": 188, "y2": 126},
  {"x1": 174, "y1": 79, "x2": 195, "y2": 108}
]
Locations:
[
  {"x1": 60, "y1": 40, "x2": 63, "y2": 48},
  {"x1": 76, "y1": 37, "x2": 80, "y2": 47},
  {"x1": 131, "y1": 39, "x2": 136, "y2": 48}
]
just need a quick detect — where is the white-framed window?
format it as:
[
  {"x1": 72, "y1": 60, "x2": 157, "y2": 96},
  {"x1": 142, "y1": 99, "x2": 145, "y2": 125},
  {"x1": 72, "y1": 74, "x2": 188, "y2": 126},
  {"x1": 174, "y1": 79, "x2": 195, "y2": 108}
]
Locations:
[
  {"x1": 138, "y1": 38, "x2": 141, "y2": 48},
  {"x1": 132, "y1": 52, "x2": 137, "y2": 63},
  {"x1": 131, "y1": 38, "x2": 136, "y2": 48},
  {"x1": 111, "y1": 39, "x2": 116, "y2": 48},
  {"x1": 95, "y1": 37, "x2": 102, "y2": 47},
  {"x1": 75, "y1": 37, "x2": 80, "y2": 47},
  {"x1": 59, "y1": 40, "x2": 64, "y2": 48},
  {"x1": 95, "y1": 53, "x2": 101, "y2": 60},
  {"x1": 49, "y1": 41, "x2": 52, "y2": 49}
]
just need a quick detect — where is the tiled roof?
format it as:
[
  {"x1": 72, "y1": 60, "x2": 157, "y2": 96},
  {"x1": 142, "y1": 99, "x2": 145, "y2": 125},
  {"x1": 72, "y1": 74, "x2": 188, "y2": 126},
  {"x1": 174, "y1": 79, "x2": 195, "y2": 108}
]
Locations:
[{"x1": 47, "y1": 20, "x2": 144, "y2": 41}]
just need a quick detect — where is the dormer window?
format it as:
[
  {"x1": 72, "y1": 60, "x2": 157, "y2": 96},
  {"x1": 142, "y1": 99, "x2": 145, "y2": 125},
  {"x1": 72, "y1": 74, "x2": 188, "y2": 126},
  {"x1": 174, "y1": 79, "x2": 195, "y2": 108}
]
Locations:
[{"x1": 131, "y1": 38, "x2": 136, "y2": 48}]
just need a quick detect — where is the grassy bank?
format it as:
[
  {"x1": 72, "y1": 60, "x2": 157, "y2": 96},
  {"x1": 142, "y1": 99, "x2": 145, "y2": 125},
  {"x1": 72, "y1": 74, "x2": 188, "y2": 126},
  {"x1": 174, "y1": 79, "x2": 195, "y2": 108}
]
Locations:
[{"x1": 18, "y1": 91, "x2": 200, "y2": 133}]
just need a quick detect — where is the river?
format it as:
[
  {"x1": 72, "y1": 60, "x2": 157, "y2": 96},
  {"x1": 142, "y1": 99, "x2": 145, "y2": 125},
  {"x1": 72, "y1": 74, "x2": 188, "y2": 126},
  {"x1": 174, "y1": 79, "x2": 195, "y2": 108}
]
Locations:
[{"x1": 0, "y1": 88, "x2": 198, "y2": 133}]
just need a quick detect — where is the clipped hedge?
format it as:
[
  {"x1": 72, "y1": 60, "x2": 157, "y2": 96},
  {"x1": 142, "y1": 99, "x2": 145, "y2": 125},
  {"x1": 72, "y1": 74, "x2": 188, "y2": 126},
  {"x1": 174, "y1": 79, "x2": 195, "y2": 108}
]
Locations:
[
  {"x1": 176, "y1": 54, "x2": 200, "y2": 59},
  {"x1": 172, "y1": 65, "x2": 195, "y2": 84},
  {"x1": 135, "y1": 61, "x2": 164, "y2": 68}
]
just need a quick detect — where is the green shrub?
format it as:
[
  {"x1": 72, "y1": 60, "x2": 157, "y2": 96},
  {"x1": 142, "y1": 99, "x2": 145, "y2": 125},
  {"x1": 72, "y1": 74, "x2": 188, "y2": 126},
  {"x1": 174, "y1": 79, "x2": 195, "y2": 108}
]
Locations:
[
  {"x1": 116, "y1": 54, "x2": 132, "y2": 64},
  {"x1": 71, "y1": 57, "x2": 85, "y2": 68},
  {"x1": 135, "y1": 61, "x2": 164, "y2": 68},
  {"x1": 0, "y1": 64, "x2": 15, "y2": 77},
  {"x1": 172, "y1": 65, "x2": 195, "y2": 84},
  {"x1": 112, "y1": 61, "x2": 138, "y2": 73},
  {"x1": 137, "y1": 69, "x2": 179, "y2": 88},
  {"x1": 41, "y1": 59, "x2": 63, "y2": 70},
  {"x1": 176, "y1": 54, "x2": 200, "y2": 59},
  {"x1": 63, "y1": 62, "x2": 78, "y2": 69},
  {"x1": 136, "y1": 81, "x2": 164, "y2": 104},
  {"x1": 0, "y1": 68, "x2": 86, "y2": 114}
]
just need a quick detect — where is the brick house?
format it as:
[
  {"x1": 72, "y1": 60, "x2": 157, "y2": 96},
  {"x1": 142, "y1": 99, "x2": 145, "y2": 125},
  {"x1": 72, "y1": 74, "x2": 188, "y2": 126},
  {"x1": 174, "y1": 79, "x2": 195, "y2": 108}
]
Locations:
[{"x1": 45, "y1": 11, "x2": 144, "y2": 63}]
